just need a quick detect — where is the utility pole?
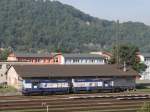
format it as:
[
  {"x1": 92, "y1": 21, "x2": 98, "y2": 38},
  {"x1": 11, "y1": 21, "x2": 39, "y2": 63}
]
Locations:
[{"x1": 115, "y1": 20, "x2": 120, "y2": 66}]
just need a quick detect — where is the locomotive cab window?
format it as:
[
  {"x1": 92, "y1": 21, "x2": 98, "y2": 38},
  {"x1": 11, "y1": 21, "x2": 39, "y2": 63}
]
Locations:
[{"x1": 32, "y1": 81, "x2": 40, "y2": 89}]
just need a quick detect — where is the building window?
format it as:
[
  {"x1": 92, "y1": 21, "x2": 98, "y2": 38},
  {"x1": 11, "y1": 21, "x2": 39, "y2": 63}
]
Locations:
[
  {"x1": 91, "y1": 59, "x2": 94, "y2": 63},
  {"x1": 54, "y1": 57, "x2": 58, "y2": 63},
  {"x1": 79, "y1": 59, "x2": 82, "y2": 63}
]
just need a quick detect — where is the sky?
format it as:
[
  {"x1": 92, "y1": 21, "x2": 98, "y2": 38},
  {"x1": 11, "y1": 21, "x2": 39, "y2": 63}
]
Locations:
[{"x1": 57, "y1": 0, "x2": 150, "y2": 25}]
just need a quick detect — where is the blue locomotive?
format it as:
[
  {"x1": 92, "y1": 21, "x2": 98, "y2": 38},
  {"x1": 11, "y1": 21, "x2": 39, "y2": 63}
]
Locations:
[
  {"x1": 72, "y1": 78, "x2": 103, "y2": 92},
  {"x1": 22, "y1": 78, "x2": 115, "y2": 95},
  {"x1": 40, "y1": 79, "x2": 70, "y2": 94},
  {"x1": 22, "y1": 79, "x2": 70, "y2": 95}
]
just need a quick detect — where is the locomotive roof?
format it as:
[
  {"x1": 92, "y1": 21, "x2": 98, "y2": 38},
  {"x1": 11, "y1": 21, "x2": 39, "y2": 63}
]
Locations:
[{"x1": 10, "y1": 64, "x2": 139, "y2": 78}]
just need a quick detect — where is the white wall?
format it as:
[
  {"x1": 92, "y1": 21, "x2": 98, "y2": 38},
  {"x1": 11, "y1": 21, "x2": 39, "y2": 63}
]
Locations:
[
  {"x1": 0, "y1": 64, "x2": 8, "y2": 84},
  {"x1": 64, "y1": 58, "x2": 105, "y2": 65},
  {"x1": 7, "y1": 56, "x2": 17, "y2": 61},
  {"x1": 141, "y1": 57, "x2": 150, "y2": 80},
  {"x1": 60, "y1": 55, "x2": 65, "y2": 64},
  {"x1": 7, "y1": 67, "x2": 21, "y2": 89}
]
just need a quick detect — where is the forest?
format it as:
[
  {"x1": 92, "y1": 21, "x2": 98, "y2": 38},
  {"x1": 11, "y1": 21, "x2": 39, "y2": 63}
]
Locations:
[{"x1": 0, "y1": 0, "x2": 150, "y2": 53}]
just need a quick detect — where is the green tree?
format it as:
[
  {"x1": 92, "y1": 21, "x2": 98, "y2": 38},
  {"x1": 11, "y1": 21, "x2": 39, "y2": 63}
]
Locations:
[
  {"x1": 0, "y1": 49, "x2": 10, "y2": 61},
  {"x1": 111, "y1": 44, "x2": 147, "y2": 73}
]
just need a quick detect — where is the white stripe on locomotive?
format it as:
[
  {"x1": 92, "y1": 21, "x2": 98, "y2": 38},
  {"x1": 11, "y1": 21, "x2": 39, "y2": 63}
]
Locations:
[
  {"x1": 73, "y1": 81, "x2": 103, "y2": 87},
  {"x1": 40, "y1": 82, "x2": 69, "y2": 88}
]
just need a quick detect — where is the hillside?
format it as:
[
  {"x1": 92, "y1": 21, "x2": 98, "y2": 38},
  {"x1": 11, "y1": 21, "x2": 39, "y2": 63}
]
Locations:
[{"x1": 0, "y1": 0, "x2": 150, "y2": 53}]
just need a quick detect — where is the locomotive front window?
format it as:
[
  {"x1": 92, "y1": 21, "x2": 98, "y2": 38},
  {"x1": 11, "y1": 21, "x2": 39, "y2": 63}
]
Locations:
[{"x1": 32, "y1": 81, "x2": 39, "y2": 89}]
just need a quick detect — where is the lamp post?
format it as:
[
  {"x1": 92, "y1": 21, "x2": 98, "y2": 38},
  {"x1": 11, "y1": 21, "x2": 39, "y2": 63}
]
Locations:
[{"x1": 42, "y1": 102, "x2": 49, "y2": 112}]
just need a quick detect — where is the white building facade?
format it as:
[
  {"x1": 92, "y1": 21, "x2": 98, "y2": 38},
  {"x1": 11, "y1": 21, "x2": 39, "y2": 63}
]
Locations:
[
  {"x1": 62, "y1": 54, "x2": 105, "y2": 65},
  {"x1": 140, "y1": 53, "x2": 150, "y2": 80},
  {"x1": 0, "y1": 64, "x2": 8, "y2": 85}
]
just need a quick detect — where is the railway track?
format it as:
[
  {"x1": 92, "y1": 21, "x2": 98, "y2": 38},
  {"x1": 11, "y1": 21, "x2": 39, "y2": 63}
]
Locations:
[
  {"x1": 0, "y1": 93, "x2": 150, "y2": 112},
  {"x1": 0, "y1": 92, "x2": 149, "y2": 100}
]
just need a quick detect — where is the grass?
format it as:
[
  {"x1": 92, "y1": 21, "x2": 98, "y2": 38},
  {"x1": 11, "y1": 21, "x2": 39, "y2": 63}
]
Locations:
[
  {"x1": 1, "y1": 108, "x2": 138, "y2": 112},
  {"x1": 0, "y1": 86, "x2": 18, "y2": 94},
  {"x1": 80, "y1": 109, "x2": 137, "y2": 112},
  {"x1": 1, "y1": 109, "x2": 45, "y2": 112},
  {"x1": 137, "y1": 102, "x2": 150, "y2": 112},
  {"x1": 135, "y1": 85, "x2": 150, "y2": 93},
  {"x1": 136, "y1": 88, "x2": 150, "y2": 92}
]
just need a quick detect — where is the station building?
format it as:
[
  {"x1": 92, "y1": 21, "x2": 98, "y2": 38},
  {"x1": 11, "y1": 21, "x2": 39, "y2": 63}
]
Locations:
[{"x1": 6, "y1": 64, "x2": 139, "y2": 90}]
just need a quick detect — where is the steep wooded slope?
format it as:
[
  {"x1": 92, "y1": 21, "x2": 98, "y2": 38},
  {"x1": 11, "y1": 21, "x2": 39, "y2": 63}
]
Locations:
[{"x1": 0, "y1": 0, "x2": 150, "y2": 53}]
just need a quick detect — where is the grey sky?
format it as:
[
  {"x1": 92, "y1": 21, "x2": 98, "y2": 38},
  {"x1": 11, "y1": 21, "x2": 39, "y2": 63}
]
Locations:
[{"x1": 57, "y1": 0, "x2": 150, "y2": 25}]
